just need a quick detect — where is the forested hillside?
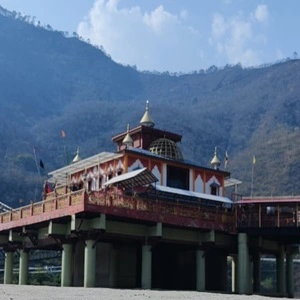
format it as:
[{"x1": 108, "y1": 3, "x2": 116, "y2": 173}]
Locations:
[{"x1": 0, "y1": 6, "x2": 299, "y2": 207}]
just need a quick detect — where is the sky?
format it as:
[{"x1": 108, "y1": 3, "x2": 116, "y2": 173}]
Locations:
[{"x1": 0, "y1": 0, "x2": 299, "y2": 73}]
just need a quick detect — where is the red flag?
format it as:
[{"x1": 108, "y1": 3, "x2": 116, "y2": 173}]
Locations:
[{"x1": 61, "y1": 130, "x2": 66, "y2": 138}]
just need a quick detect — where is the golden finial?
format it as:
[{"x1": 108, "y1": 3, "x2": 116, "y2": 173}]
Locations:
[
  {"x1": 140, "y1": 100, "x2": 155, "y2": 127},
  {"x1": 211, "y1": 146, "x2": 220, "y2": 169},
  {"x1": 72, "y1": 147, "x2": 81, "y2": 163},
  {"x1": 122, "y1": 124, "x2": 133, "y2": 148}
]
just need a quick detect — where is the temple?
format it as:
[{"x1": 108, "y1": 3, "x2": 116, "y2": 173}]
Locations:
[{"x1": 0, "y1": 101, "x2": 299, "y2": 297}]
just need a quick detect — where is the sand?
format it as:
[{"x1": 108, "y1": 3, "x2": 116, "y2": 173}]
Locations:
[{"x1": 0, "y1": 285, "x2": 290, "y2": 300}]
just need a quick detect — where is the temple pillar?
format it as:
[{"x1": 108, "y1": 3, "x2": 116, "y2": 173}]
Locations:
[
  {"x1": 19, "y1": 249, "x2": 29, "y2": 285},
  {"x1": 238, "y1": 233, "x2": 250, "y2": 294},
  {"x1": 141, "y1": 245, "x2": 152, "y2": 289},
  {"x1": 84, "y1": 240, "x2": 96, "y2": 287},
  {"x1": 61, "y1": 243, "x2": 73, "y2": 287},
  {"x1": 196, "y1": 249, "x2": 205, "y2": 291},
  {"x1": 4, "y1": 251, "x2": 14, "y2": 284}
]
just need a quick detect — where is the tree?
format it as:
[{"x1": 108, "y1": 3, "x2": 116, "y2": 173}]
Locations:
[{"x1": 293, "y1": 51, "x2": 298, "y2": 59}]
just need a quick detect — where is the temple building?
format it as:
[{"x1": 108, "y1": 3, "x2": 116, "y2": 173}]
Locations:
[
  {"x1": 49, "y1": 101, "x2": 231, "y2": 203},
  {"x1": 0, "y1": 101, "x2": 298, "y2": 298}
]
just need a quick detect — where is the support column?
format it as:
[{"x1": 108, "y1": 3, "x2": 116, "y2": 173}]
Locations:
[
  {"x1": 231, "y1": 256, "x2": 238, "y2": 292},
  {"x1": 286, "y1": 252, "x2": 294, "y2": 298},
  {"x1": 4, "y1": 251, "x2": 13, "y2": 284},
  {"x1": 238, "y1": 233, "x2": 250, "y2": 294},
  {"x1": 19, "y1": 249, "x2": 29, "y2": 285},
  {"x1": 196, "y1": 249, "x2": 205, "y2": 291},
  {"x1": 61, "y1": 243, "x2": 73, "y2": 287},
  {"x1": 253, "y1": 252, "x2": 261, "y2": 293},
  {"x1": 276, "y1": 245, "x2": 286, "y2": 296},
  {"x1": 141, "y1": 245, "x2": 152, "y2": 289},
  {"x1": 84, "y1": 240, "x2": 96, "y2": 287}
]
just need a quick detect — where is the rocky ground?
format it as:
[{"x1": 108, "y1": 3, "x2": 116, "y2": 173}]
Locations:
[{"x1": 0, "y1": 285, "x2": 292, "y2": 300}]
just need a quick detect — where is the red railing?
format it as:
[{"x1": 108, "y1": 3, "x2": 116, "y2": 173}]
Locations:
[
  {"x1": 236, "y1": 202, "x2": 299, "y2": 228},
  {"x1": 86, "y1": 188, "x2": 236, "y2": 232},
  {"x1": 0, "y1": 189, "x2": 84, "y2": 224},
  {"x1": 0, "y1": 187, "x2": 236, "y2": 233}
]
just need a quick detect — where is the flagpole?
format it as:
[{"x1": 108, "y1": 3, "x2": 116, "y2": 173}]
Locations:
[
  {"x1": 33, "y1": 146, "x2": 43, "y2": 202},
  {"x1": 61, "y1": 130, "x2": 69, "y2": 165},
  {"x1": 33, "y1": 146, "x2": 41, "y2": 179},
  {"x1": 251, "y1": 156, "x2": 255, "y2": 197}
]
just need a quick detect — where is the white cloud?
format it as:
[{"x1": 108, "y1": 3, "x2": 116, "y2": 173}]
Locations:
[
  {"x1": 209, "y1": 6, "x2": 270, "y2": 67},
  {"x1": 143, "y1": 5, "x2": 178, "y2": 34},
  {"x1": 77, "y1": 0, "x2": 203, "y2": 72},
  {"x1": 254, "y1": 4, "x2": 269, "y2": 23},
  {"x1": 211, "y1": 13, "x2": 227, "y2": 39}
]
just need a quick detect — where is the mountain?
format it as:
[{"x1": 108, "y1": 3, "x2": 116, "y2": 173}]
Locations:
[{"x1": 0, "y1": 6, "x2": 299, "y2": 206}]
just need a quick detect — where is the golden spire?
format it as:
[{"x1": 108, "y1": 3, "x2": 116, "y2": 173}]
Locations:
[
  {"x1": 140, "y1": 100, "x2": 155, "y2": 128},
  {"x1": 72, "y1": 147, "x2": 81, "y2": 163},
  {"x1": 122, "y1": 124, "x2": 133, "y2": 148},
  {"x1": 211, "y1": 147, "x2": 220, "y2": 170}
]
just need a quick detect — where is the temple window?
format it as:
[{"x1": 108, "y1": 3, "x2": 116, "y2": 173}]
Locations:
[{"x1": 210, "y1": 182, "x2": 220, "y2": 196}]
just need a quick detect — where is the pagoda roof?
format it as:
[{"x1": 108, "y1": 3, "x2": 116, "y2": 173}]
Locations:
[{"x1": 112, "y1": 125, "x2": 182, "y2": 143}]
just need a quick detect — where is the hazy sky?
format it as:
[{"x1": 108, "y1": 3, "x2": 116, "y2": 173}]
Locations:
[{"x1": 0, "y1": 0, "x2": 299, "y2": 72}]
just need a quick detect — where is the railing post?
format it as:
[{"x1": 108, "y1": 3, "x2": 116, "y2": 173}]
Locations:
[
  {"x1": 258, "y1": 204, "x2": 261, "y2": 228},
  {"x1": 277, "y1": 204, "x2": 280, "y2": 227},
  {"x1": 296, "y1": 203, "x2": 298, "y2": 227}
]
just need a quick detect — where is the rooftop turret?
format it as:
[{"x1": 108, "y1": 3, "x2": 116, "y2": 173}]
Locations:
[{"x1": 140, "y1": 100, "x2": 155, "y2": 128}]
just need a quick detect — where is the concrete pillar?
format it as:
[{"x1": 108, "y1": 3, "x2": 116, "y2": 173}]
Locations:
[
  {"x1": 109, "y1": 246, "x2": 118, "y2": 288},
  {"x1": 84, "y1": 240, "x2": 96, "y2": 287},
  {"x1": 253, "y1": 252, "x2": 261, "y2": 293},
  {"x1": 286, "y1": 252, "x2": 294, "y2": 298},
  {"x1": 276, "y1": 245, "x2": 286, "y2": 296},
  {"x1": 61, "y1": 243, "x2": 73, "y2": 287},
  {"x1": 196, "y1": 249, "x2": 205, "y2": 291},
  {"x1": 141, "y1": 245, "x2": 152, "y2": 289},
  {"x1": 231, "y1": 256, "x2": 238, "y2": 292},
  {"x1": 238, "y1": 233, "x2": 250, "y2": 294},
  {"x1": 4, "y1": 251, "x2": 14, "y2": 284},
  {"x1": 19, "y1": 249, "x2": 29, "y2": 285}
]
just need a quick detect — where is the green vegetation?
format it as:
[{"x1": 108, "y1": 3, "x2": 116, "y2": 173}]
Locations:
[{"x1": 0, "y1": 6, "x2": 299, "y2": 207}]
